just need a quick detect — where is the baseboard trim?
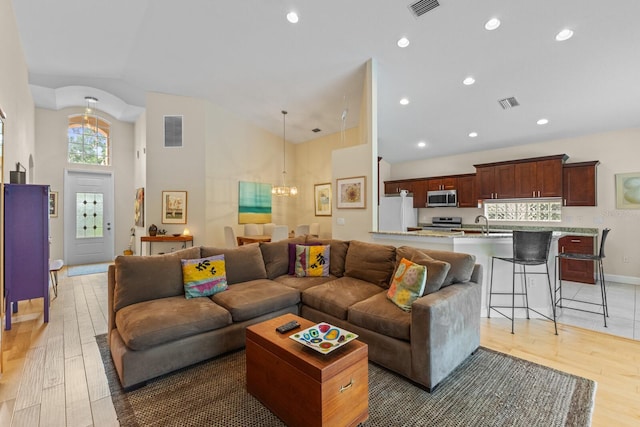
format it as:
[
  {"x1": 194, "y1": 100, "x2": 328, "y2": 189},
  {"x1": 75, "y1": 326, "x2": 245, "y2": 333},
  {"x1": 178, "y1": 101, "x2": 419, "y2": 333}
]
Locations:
[{"x1": 605, "y1": 273, "x2": 640, "y2": 286}]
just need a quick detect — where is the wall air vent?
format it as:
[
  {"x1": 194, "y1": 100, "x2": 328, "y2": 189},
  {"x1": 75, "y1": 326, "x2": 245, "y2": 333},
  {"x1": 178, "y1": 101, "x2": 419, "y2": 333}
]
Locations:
[
  {"x1": 312, "y1": 128, "x2": 322, "y2": 133},
  {"x1": 408, "y1": 0, "x2": 440, "y2": 18},
  {"x1": 498, "y1": 97, "x2": 520, "y2": 109},
  {"x1": 164, "y1": 115, "x2": 183, "y2": 147}
]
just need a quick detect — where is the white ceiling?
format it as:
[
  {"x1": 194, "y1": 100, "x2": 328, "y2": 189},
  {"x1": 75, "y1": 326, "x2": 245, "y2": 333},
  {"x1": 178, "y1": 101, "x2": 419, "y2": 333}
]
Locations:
[{"x1": 12, "y1": 0, "x2": 640, "y2": 163}]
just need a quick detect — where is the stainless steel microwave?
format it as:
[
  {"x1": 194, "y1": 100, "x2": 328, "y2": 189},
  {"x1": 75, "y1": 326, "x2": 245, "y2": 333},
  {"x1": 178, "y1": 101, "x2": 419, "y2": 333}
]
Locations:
[{"x1": 426, "y1": 190, "x2": 457, "y2": 207}]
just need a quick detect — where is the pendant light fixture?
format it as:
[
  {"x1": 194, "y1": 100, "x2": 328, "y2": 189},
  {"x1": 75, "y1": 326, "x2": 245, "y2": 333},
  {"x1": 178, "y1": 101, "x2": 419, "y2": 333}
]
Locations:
[
  {"x1": 272, "y1": 110, "x2": 298, "y2": 196},
  {"x1": 83, "y1": 96, "x2": 98, "y2": 128}
]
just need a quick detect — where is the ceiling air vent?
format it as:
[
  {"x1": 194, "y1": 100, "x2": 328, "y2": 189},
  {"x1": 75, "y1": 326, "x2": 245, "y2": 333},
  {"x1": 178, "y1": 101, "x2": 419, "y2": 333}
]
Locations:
[
  {"x1": 164, "y1": 115, "x2": 183, "y2": 147},
  {"x1": 408, "y1": 0, "x2": 440, "y2": 18},
  {"x1": 498, "y1": 97, "x2": 520, "y2": 110}
]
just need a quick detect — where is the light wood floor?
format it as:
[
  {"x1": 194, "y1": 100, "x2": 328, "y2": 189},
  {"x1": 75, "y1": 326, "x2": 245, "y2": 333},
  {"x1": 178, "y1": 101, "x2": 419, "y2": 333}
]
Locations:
[{"x1": 1, "y1": 271, "x2": 639, "y2": 426}]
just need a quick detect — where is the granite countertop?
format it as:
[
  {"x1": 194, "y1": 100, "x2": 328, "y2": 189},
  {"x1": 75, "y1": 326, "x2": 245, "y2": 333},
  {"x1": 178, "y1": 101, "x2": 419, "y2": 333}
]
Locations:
[{"x1": 372, "y1": 225, "x2": 598, "y2": 239}]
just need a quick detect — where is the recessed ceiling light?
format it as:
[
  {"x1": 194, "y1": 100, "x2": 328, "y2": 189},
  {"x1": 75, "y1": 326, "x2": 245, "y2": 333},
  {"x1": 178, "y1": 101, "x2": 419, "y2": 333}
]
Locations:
[
  {"x1": 485, "y1": 18, "x2": 501, "y2": 31},
  {"x1": 286, "y1": 11, "x2": 299, "y2": 24},
  {"x1": 468, "y1": 132, "x2": 478, "y2": 138},
  {"x1": 417, "y1": 141, "x2": 426, "y2": 148},
  {"x1": 463, "y1": 77, "x2": 475, "y2": 86},
  {"x1": 397, "y1": 37, "x2": 410, "y2": 48},
  {"x1": 555, "y1": 28, "x2": 574, "y2": 41},
  {"x1": 400, "y1": 98, "x2": 410, "y2": 105},
  {"x1": 537, "y1": 118, "x2": 549, "y2": 125}
]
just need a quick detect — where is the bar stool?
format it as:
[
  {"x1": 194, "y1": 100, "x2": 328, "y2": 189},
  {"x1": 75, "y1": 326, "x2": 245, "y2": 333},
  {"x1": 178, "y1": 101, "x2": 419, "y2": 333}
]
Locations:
[
  {"x1": 488, "y1": 230, "x2": 557, "y2": 334},
  {"x1": 555, "y1": 228, "x2": 610, "y2": 327}
]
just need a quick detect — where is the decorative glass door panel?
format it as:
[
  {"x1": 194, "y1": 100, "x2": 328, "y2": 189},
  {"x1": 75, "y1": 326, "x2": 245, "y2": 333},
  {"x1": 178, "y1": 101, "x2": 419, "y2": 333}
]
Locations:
[{"x1": 76, "y1": 192, "x2": 104, "y2": 238}]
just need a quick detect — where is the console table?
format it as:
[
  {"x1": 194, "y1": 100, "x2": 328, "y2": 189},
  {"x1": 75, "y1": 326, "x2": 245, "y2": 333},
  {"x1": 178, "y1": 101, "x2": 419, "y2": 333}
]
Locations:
[{"x1": 141, "y1": 235, "x2": 193, "y2": 255}]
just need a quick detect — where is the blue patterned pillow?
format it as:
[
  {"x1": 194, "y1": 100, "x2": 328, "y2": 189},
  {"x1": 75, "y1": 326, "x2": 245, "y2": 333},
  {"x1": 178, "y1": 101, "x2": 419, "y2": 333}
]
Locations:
[{"x1": 181, "y1": 255, "x2": 228, "y2": 299}]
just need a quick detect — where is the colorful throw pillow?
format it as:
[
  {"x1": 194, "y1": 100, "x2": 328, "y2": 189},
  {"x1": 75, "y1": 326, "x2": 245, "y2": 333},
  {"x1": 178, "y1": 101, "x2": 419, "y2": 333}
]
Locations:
[
  {"x1": 288, "y1": 242, "x2": 320, "y2": 275},
  {"x1": 181, "y1": 255, "x2": 228, "y2": 299},
  {"x1": 387, "y1": 258, "x2": 427, "y2": 311},
  {"x1": 294, "y1": 244, "x2": 330, "y2": 277}
]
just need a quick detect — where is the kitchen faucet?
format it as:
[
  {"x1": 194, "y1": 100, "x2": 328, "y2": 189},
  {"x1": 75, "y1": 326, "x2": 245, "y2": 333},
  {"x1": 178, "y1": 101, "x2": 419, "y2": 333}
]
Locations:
[{"x1": 474, "y1": 215, "x2": 489, "y2": 236}]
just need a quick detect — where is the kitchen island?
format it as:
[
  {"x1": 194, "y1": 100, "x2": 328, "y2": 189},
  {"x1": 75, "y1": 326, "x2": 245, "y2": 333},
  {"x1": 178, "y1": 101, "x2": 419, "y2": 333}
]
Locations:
[{"x1": 371, "y1": 227, "x2": 597, "y2": 320}]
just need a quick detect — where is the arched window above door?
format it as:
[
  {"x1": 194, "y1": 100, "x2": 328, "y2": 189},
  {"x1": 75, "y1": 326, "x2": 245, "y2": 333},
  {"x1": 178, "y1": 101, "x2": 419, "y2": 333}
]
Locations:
[{"x1": 68, "y1": 114, "x2": 111, "y2": 166}]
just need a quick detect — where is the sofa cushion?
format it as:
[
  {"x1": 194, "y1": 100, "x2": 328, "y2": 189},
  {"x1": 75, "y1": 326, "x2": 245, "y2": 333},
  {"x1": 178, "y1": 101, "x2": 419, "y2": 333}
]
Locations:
[
  {"x1": 260, "y1": 236, "x2": 306, "y2": 279},
  {"x1": 306, "y1": 239, "x2": 349, "y2": 277},
  {"x1": 114, "y1": 246, "x2": 201, "y2": 311},
  {"x1": 301, "y1": 276, "x2": 384, "y2": 320},
  {"x1": 295, "y1": 244, "x2": 330, "y2": 277},
  {"x1": 411, "y1": 248, "x2": 476, "y2": 287},
  {"x1": 115, "y1": 295, "x2": 232, "y2": 351},
  {"x1": 344, "y1": 241, "x2": 396, "y2": 288},
  {"x1": 348, "y1": 292, "x2": 411, "y2": 341},
  {"x1": 181, "y1": 255, "x2": 228, "y2": 299},
  {"x1": 201, "y1": 244, "x2": 267, "y2": 285},
  {"x1": 211, "y1": 279, "x2": 300, "y2": 322},
  {"x1": 288, "y1": 242, "x2": 321, "y2": 275},
  {"x1": 395, "y1": 246, "x2": 451, "y2": 294},
  {"x1": 273, "y1": 274, "x2": 337, "y2": 291},
  {"x1": 387, "y1": 258, "x2": 427, "y2": 312}
]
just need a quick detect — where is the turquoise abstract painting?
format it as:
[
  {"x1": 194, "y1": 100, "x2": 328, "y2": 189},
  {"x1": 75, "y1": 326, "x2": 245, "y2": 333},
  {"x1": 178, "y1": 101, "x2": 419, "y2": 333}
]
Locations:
[{"x1": 238, "y1": 181, "x2": 272, "y2": 224}]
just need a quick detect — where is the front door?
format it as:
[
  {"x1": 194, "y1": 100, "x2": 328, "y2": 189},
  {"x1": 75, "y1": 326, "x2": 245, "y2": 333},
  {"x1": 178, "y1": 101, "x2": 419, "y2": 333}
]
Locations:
[{"x1": 64, "y1": 170, "x2": 114, "y2": 265}]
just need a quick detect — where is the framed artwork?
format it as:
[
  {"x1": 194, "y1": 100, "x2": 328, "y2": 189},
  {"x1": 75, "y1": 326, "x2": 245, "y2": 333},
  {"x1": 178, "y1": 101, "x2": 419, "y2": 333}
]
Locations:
[
  {"x1": 314, "y1": 183, "x2": 332, "y2": 216},
  {"x1": 238, "y1": 181, "x2": 272, "y2": 224},
  {"x1": 336, "y1": 176, "x2": 366, "y2": 209},
  {"x1": 135, "y1": 187, "x2": 144, "y2": 227},
  {"x1": 49, "y1": 191, "x2": 58, "y2": 218},
  {"x1": 162, "y1": 191, "x2": 187, "y2": 224},
  {"x1": 615, "y1": 172, "x2": 640, "y2": 209}
]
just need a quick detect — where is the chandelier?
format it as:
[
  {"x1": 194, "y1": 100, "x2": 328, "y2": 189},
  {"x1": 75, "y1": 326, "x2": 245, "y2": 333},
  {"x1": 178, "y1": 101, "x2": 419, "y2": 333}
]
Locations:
[
  {"x1": 272, "y1": 110, "x2": 298, "y2": 196},
  {"x1": 83, "y1": 96, "x2": 98, "y2": 127}
]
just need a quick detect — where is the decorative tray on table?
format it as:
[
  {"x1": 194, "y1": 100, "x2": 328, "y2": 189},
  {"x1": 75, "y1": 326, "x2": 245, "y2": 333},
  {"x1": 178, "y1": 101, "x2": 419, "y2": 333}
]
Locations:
[{"x1": 289, "y1": 322, "x2": 358, "y2": 354}]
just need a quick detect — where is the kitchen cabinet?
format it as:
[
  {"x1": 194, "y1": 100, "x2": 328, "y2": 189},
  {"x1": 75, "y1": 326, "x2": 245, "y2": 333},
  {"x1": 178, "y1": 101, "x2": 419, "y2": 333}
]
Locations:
[
  {"x1": 475, "y1": 164, "x2": 515, "y2": 199},
  {"x1": 558, "y1": 235, "x2": 595, "y2": 284},
  {"x1": 514, "y1": 158, "x2": 564, "y2": 198},
  {"x1": 456, "y1": 174, "x2": 477, "y2": 208},
  {"x1": 563, "y1": 161, "x2": 599, "y2": 206},
  {"x1": 384, "y1": 180, "x2": 414, "y2": 195},
  {"x1": 411, "y1": 179, "x2": 427, "y2": 208},
  {"x1": 427, "y1": 177, "x2": 457, "y2": 191}
]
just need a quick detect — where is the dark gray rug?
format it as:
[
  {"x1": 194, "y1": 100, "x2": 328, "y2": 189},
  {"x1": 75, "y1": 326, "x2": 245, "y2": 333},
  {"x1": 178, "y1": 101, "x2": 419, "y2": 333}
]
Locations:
[{"x1": 96, "y1": 334, "x2": 595, "y2": 426}]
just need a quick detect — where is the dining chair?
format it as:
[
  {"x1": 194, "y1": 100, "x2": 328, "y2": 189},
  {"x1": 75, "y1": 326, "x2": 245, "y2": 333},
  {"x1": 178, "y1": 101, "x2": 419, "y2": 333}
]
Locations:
[
  {"x1": 555, "y1": 228, "x2": 610, "y2": 327},
  {"x1": 263, "y1": 223, "x2": 276, "y2": 236},
  {"x1": 270, "y1": 225, "x2": 289, "y2": 242},
  {"x1": 244, "y1": 224, "x2": 260, "y2": 236},
  {"x1": 295, "y1": 224, "x2": 310, "y2": 237},
  {"x1": 224, "y1": 226, "x2": 238, "y2": 248},
  {"x1": 309, "y1": 222, "x2": 320, "y2": 238},
  {"x1": 488, "y1": 230, "x2": 557, "y2": 335}
]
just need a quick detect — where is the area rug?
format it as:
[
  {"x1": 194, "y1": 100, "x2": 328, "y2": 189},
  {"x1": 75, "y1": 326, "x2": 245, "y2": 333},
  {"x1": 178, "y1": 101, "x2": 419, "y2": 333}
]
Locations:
[
  {"x1": 96, "y1": 334, "x2": 595, "y2": 426},
  {"x1": 67, "y1": 263, "x2": 112, "y2": 277}
]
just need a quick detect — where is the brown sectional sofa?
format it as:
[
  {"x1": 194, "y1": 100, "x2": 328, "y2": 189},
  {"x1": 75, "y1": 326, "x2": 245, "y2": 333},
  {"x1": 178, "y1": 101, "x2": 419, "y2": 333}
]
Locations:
[{"x1": 107, "y1": 237, "x2": 482, "y2": 391}]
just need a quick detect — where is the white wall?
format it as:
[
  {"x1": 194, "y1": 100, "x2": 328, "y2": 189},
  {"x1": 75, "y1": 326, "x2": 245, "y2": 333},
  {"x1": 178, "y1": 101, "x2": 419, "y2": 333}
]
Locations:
[
  {"x1": 388, "y1": 128, "x2": 640, "y2": 282},
  {"x1": 34, "y1": 107, "x2": 135, "y2": 260},
  {"x1": 131, "y1": 111, "x2": 147, "y2": 254}
]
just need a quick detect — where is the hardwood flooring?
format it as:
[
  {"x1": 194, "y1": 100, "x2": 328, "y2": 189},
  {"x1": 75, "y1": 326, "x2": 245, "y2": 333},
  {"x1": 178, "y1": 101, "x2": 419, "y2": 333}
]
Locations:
[{"x1": 1, "y1": 270, "x2": 639, "y2": 426}]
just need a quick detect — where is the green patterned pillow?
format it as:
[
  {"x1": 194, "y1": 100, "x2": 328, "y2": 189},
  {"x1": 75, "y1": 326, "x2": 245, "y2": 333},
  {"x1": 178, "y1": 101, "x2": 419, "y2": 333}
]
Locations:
[
  {"x1": 294, "y1": 244, "x2": 330, "y2": 277},
  {"x1": 387, "y1": 257, "x2": 427, "y2": 311},
  {"x1": 181, "y1": 255, "x2": 228, "y2": 299}
]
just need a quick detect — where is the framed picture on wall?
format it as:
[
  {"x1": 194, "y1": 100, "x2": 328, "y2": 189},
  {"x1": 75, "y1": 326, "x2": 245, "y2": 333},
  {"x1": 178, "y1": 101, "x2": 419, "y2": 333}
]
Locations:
[
  {"x1": 49, "y1": 191, "x2": 58, "y2": 217},
  {"x1": 135, "y1": 187, "x2": 144, "y2": 227},
  {"x1": 314, "y1": 183, "x2": 332, "y2": 216},
  {"x1": 615, "y1": 172, "x2": 640, "y2": 209},
  {"x1": 336, "y1": 176, "x2": 366, "y2": 209},
  {"x1": 162, "y1": 191, "x2": 187, "y2": 224}
]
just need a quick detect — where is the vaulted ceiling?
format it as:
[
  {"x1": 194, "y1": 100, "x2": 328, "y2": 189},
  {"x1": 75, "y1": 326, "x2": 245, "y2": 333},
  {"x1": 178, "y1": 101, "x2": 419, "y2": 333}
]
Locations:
[{"x1": 12, "y1": 0, "x2": 640, "y2": 163}]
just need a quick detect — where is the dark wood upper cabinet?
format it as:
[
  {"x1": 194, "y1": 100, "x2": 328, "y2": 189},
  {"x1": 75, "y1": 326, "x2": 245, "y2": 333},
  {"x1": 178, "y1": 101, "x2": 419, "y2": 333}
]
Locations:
[
  {"x1": 475, "y1": 164, "x2": 515, "y2": 199},
  {"x1": 563, "y1": 161, "x2": 599, "y2": 206},
  {"x1": 514, "y1": 158, "x2": 563, "y2": 198},
  {"x1": 412, "y1": 180, "x2": 428, "y2": 208},
  {"x1": 427, "y1": 177, "x2": 457, "y2": 191},
  {"x1": 456, "y1": 174, "x2": 477, "y2": 208}
]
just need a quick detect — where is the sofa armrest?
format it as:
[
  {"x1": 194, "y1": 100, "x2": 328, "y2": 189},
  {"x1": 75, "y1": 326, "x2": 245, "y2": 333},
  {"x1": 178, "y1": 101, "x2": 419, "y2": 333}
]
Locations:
[
  {"x1": 108, "y1": 264, "x2": 116, "y2": 333},
  {"x1": 409, "y1": 270, "x2": 482, "y2": 390}
]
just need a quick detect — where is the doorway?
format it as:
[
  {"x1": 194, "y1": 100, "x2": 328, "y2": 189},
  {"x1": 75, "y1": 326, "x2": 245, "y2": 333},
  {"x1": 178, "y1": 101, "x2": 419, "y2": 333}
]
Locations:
[{"x1": 64, "y1": 170, "x2": 114, "y2": 265}]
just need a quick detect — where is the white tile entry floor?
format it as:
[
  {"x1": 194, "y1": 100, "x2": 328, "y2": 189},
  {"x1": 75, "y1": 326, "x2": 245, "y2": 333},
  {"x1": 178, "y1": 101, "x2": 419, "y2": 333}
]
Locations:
[{"x1": 556, "y1": 280, "x2": 640, "y2": 340}]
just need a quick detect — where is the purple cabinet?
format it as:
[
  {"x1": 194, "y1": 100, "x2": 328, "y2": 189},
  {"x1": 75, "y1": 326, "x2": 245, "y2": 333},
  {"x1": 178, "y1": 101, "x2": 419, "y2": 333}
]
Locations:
[{"x1": 4, "y1": 184, "x2": 50, "y2": 330}]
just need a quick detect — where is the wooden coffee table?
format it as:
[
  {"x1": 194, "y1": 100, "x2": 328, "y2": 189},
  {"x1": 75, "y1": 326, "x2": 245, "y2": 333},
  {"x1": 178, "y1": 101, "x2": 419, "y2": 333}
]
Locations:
[{"x1": 246, "y1": 313, "x2": 369, "y2": 427}]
